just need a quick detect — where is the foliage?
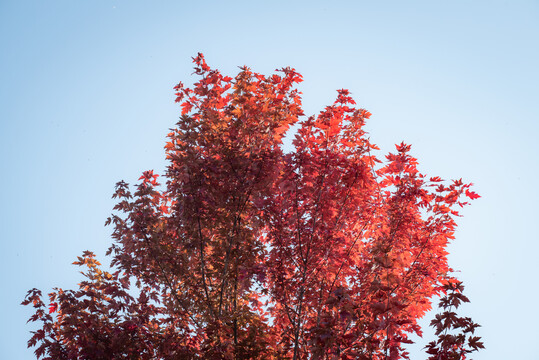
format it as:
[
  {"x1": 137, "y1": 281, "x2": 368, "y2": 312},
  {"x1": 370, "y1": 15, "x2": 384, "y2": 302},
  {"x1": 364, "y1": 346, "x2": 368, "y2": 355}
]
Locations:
[
  {"x1": 424, "y1": 280, "x2": 484, "y2": 360},
  {"x1": 23, "y1": 54, "x2": 482, "y2": 359}
]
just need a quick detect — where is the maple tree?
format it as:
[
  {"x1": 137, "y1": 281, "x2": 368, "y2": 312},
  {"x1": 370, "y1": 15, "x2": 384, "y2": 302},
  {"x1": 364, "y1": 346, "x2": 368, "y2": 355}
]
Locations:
[{"x1": 23, "y1": 54, "x2": 483, "y2": 360}]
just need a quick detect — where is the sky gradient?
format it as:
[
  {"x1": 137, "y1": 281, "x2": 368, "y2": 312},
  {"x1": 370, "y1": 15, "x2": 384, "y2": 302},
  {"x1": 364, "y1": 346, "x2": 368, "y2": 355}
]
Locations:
[{"x1": 1, "y1": 1, "x2": 538, "y2": 358}]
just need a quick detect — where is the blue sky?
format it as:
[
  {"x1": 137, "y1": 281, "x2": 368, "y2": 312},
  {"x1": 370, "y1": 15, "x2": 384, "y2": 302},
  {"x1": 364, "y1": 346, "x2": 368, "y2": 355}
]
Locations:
[{"x1": 1, "y1": 0, "x2": 537, "y2": 358}]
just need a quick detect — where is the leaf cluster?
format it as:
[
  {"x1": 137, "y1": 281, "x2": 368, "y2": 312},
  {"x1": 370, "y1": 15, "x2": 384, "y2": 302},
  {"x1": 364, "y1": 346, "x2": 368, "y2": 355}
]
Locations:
[{"x1": 23, "y1": 54, "x2": 482, "y2": 360}]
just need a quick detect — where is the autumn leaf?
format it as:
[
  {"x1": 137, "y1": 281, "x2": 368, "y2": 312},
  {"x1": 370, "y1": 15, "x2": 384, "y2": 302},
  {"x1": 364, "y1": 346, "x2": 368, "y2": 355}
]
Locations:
[
  {"x1": 465, "y1": 189, "x2": 481, "y2": 200},
  {"x1": 48, "y1": 302, "x2": 58, "y2": 314}
]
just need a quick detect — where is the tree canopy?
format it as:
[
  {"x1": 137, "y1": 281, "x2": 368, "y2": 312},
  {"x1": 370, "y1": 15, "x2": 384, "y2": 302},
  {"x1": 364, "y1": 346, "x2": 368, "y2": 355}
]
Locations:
[{"x1": 23, "y1": 54, "x2": 483, "y2": 360}]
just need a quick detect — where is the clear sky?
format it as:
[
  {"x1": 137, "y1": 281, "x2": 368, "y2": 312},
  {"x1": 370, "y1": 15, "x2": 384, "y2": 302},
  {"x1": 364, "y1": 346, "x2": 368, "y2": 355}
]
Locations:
[{"x1": 1, "y1": 0, "x2": 537, "y2": 358}]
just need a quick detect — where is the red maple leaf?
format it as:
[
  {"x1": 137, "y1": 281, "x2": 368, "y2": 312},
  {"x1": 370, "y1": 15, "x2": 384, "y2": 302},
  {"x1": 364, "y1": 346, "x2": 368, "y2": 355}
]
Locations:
[
  {"x1": 48, "y1": 302, "x2": 58, "y2": 314},
  {"x1": 465, "y1": 189, "x2": 481, "y2": 200}
]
